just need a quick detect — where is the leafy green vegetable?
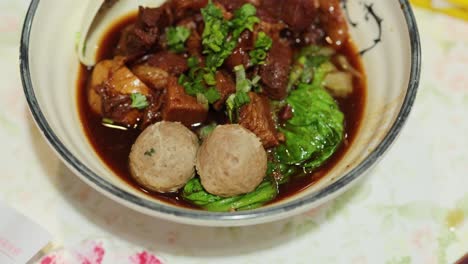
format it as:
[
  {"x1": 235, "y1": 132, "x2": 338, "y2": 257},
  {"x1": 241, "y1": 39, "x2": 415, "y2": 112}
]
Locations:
[
  {"x1": 288, "y1": 55, "x2": 330, "y2": 91},
  {"x1": 267, "y1": 162, "x2": 300, "y2": 185},
  {"x1": 166, "y1": 26, "x2": 191, "y2": 53},
  {"x1": 275, "y1": 56, "x2": 344, "y2": 169},
  {"x1": 182, "y1": 178, "x2": 277, "y2": 212},
  {"x1": 276, "y1": 85, "x2": 344, "y2": 169},
  {"x1": 130, "y1": 93, "x2": 149, "y2": 110},
  {"x1": 199, "y1": 123, "x2": 217, "y2": 140},
  {"x1": 249, "y1": 32, "x2": 273, "y2": 65}
]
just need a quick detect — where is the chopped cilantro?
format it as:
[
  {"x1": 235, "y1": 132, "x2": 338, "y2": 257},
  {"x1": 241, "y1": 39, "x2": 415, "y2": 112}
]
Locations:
[
  {"x1": 166, "y1": 26, "x2": 191, "y2": 53},
  {"x1": 130, "y1": 93, "x2": 149, "y2": 110},
  {"x1": 144, "y1": 148, "x2": 156, "y2": 157},
  {"x1": 250, "y1": 32, "x2": 273, "y2": 65}
]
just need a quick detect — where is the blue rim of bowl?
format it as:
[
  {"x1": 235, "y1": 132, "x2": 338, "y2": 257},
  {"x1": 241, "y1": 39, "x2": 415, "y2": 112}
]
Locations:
[{"x1": 20, "y1": 0, "x2": 421, "y2": 223}]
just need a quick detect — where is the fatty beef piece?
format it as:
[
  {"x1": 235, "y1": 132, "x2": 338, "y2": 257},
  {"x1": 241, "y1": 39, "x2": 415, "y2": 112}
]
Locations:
[
  {"x1": 132, "y1": 51, "x2": 188, "y2": 90},
  {"x1": 162, "y1": 77, "x2": 208, "y2": 127},
  {"x1": 317, "y1": 0, "x2": 349, "y2": 47},
  {"x1": 224, "y1": 30, "x2": 255, "y2": 72},
  {"x1": 259, "y1": 0, "x2": 348, "y2": 47},
  {"x1": 239, "y1": 92, "x2": 282, "y2": 148},
  {"x1": 176, "y1": 16, "x2": 204, "y2": 57},
  {"x1": 115, "y1": 5, "x2": 174, "y2": 57},
  {"x1": 259, "y1": 35, "x2": 293, "y2": 100}
]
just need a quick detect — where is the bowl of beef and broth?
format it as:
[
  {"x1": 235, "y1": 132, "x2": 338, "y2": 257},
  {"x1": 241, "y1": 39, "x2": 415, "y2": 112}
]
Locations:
[{"x1": 21, "y1": 0, "x2": 420, "y2": 226}]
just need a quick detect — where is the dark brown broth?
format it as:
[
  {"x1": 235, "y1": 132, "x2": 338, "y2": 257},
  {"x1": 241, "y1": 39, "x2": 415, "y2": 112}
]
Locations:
[{"x1": 77, "y1": 14, "x2": 366, "y2": 209}]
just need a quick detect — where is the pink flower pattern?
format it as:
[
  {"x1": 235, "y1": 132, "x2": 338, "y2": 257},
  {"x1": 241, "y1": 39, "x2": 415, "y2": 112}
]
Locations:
[
  {"x1": 38, "y1": 241, "x2": 163, "y2": 264},
  {"x1": 129, "y1": 251, "x2": 163, "y2": 264}
]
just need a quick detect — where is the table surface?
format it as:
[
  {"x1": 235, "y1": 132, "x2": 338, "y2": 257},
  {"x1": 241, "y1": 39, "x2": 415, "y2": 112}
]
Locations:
[{"x1": 1, "y1": 1, "x2": 467, "y2": 263}]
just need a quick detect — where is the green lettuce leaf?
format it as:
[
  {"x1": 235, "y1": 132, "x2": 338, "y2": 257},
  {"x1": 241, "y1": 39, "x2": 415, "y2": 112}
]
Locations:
[{"x1": 182, "y1": 178, "x2": 277, "y2": 212}]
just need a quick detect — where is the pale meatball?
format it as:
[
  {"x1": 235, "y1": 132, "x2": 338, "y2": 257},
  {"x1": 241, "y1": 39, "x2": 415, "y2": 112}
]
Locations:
[
  {"x1": 197, "y1": 125, "x2": 268, "y2": 197},
  {"x1": 129, "y1": 122, "x2": 199, "y2": 193}
]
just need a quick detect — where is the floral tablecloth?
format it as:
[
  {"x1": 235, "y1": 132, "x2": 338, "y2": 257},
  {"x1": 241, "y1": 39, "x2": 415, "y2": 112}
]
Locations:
[{"x1": 1, "y1": 1, "x2": 467, "y2": 263}]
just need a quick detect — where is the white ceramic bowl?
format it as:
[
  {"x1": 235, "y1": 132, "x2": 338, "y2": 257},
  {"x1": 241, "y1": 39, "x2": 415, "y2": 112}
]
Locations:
[{"x1": 20, "y1": 0, "x2": 421, "y2": 226}]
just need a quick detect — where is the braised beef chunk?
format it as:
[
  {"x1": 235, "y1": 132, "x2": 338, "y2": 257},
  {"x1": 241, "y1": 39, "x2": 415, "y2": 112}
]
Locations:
[
  {"x1": 301, "y1": 24, "x2": 326, "y2": 46},
  {"x1": 216, "y1": 0, "x2": 260, "y2": 11},
  {"x1": 214, "y1": 70, "x2": 236, "y2": 111},
  {"x1": 171, "y1": 0, "x2": 208, "y2": 19},
  {"x1": 95, "y1": 84, "x2": 142, "y2": 127},
  {"x1": 318, "y1": 0, "x2": 349, "y2": 47},
  {"x1": 141, "y1": 91, "x2": 164, "y2": 129},
  {"x1": 239, "y1": 92, "x2": 280, "y2": 148},
  {"x1": 282, "y1": 0, "x2": 319, "y2": 32},
  {"x1": 260, "y1": 0, "x2": 319, "y2": 32},
  {"x1": 259, "y1": 0, "x2": 348, "y2": 46},
  {"x1": 186, "y1": 29, "x2": 203, "y2": 57},
  {"x1": 224, "y1": 30, "x2": 255, "y2": 71},
  {"x1": 116, "y1": 6, "x2": 173, "y2": 57},
  {"x1": 260, "y1": 38, "x2": 292, "y2": 100},
  {"x1": 162, "y1": 78, "x2": 208, "y2": 126},
  {"x1": 177, "y1": 17, "x2": 204, "y2": 56},
  {"x1": 147, "y1": 51, "x2": 188, "y2": 75}
]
